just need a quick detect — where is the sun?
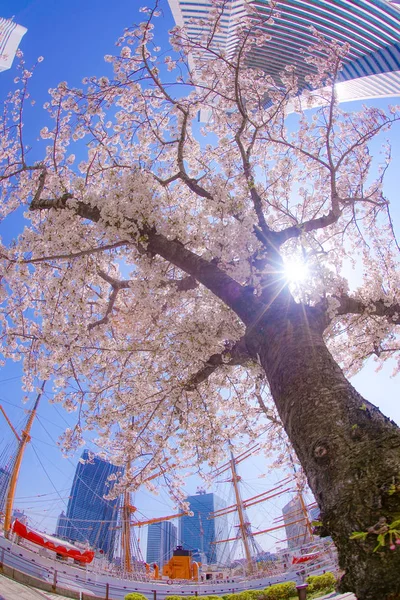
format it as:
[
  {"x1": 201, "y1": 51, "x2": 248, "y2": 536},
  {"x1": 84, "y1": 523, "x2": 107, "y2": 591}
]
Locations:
[{"x1": 283, "y1": 258, "x2": 308, "y2": 284}]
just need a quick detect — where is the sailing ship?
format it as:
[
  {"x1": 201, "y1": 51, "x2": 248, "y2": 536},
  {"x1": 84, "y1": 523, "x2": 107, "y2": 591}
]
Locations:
[{"x1": 0, "y1": 389, "x2": 337, "y2": 600}]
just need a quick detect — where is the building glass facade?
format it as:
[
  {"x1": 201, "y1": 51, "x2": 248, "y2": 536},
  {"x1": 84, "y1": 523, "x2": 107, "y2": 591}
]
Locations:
[
  {"x1": 57, "y1": 450, "x2": 121, "y2": 558},
  {"x1": 0, "y1": 466, "x2": 11, "y2": 514},
  {"x1": 55, "y1": 510, "x2": 69, "y2": 538},
  {"x1": 167, "y1": 0, "x2": 400, "y2": 102},
  {"x1": 282, "y1": 496, "x2": 313, "y2": 549},
  {"x1": 146, "y1": 520, "x2": 177, "y2": 567},
  {"x1": 179, "y1": 492, "x2": 229, "y2": 565}
]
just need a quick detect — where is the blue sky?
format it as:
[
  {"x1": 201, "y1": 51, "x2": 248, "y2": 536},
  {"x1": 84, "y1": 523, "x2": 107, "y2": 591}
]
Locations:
[
  {"x1": 0, "y1": 0, "x2": 180, "y2": 545},
  {"x1": 0, "y1": 0, "x2": 400, "y2": 558}
]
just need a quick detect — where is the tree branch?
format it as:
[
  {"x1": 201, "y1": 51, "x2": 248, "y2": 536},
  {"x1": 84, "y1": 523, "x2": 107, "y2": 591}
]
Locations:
[
  {"x1": 160, "y1": 274, "x2": 198, "y2": 292},
  {"x1": 273, "y1": 207, "x2": 341, "y2": 246},
  {"x1": 176, "y1": 110, "x2": 213, "y2": 200},
  {"x1": 88, "y1": 270, "x2": 132, "y2": 330},
  {"x1": 29, "y1": 195, "x2": 263, "y2": 324},
  {"x1": 21, "y1": 241, "x2": 131, "y2": 264},
  {"x1": 331, "y1": 293, "x2": 400, "y2": 325},
  {"x1": 184, "y1": 336, "x2": 252, "y2": 391}
]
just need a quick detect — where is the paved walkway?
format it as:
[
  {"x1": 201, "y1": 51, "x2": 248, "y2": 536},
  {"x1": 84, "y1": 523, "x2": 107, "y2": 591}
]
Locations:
[
  {"x1": 0, "y1": 575, "x2": 70, "y2": 600},
  {"x1": 0, "y1": 574, "x2": 357, "y2": 600},
  {"x1": 317, "y1": 593, "x2": 356, "y2": 599},
  {"x1": 316, "y1": 592, "x2": 357, "y2": 600}
]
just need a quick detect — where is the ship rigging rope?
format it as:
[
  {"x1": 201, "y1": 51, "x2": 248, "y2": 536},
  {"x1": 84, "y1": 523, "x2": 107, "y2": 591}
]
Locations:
[
  {"x1": 13, "y1": 495, "x2": 71, "y2": 504},
  {"x1": 0, "y1": 394, "x2": 67, "y2": 431},
  {"x1": 30, "y1": 442, "x2": 102, "y2": 541},
  {"x1": 29, "y1": 442, "x2": 81, "y2": 534},
  {"x1": 0, "y1": 375, "x2": 24, "y2": 384},
  {"x1": 35, "y1": 415, "x2": 117, "y2": 509}
]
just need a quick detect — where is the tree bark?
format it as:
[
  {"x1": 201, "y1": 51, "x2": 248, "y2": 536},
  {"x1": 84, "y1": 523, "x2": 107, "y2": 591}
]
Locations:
[{"x1": 245, "y1": 301, "x2": 400, "y2": 600}]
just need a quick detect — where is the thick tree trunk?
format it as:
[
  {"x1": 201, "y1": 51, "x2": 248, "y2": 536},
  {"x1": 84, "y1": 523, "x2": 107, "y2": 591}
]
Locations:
[{"x1": 246, "y1": 302, "x2": 400, "y2": 600}]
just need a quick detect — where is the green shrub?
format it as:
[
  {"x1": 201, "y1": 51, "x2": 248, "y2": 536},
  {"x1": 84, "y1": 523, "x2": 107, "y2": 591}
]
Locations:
[
  {"x1": 165, "y1": 596, "x2": 183, "y2": 600},
  {"x1": 306, "y1": 572, "x2": 336, "y2": 593},
  {"x1": 244, "y1": 591, "x2": 264, "y2": 600},
  {"x1": 224, "y1": 594, "x2": 240, "y2": 600},
  {"x1": 225, "y1": 592, "x2": 258, "y2": 600},
  {"x1": 263, "y1": 581, "x2": 297, "y2": 600},
  {"x1": 124, "y1": 594, "x2": 148, "y2": 600}
]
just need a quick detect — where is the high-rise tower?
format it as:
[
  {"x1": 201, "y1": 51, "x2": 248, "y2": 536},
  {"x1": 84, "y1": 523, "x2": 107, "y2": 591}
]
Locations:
[
  {"x1": 146, "y1": 520, "x2": 177, "y2": 567},
  {"x1": 179, "y1": 491, "x2": 229, "y2": 565},
  {"x1": 0, "y1": 466, "x2": 11, "y2": 514},
  {"x1": 167, "y1": 0, "x2": 400, "y2": 103},
  {"x1": 0, "y1": 18, "x2": 27, "y2": 72},
  {"x1": 282, "y1": 496, "x2": 313, "y2": 549},
  {"x1": 59, "y1": 450, "x2": 121, "y2": 558}
]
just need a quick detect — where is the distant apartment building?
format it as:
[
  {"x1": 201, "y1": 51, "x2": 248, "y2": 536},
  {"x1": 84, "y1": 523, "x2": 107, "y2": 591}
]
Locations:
[
  {"x1": 146, "y1": 520, "x2": 177, "y2": 567},
  {"x1": 180, "y1": 491, "x2": 229, "y2": 565},
  {"x1": 57, "y1": 450, "x2": 121, "y2": 558},
  {"x1": 282, "y1": 496, "x2": 313, "y2": 549},
  {"x1": 167, "y1": 0, "x2": 400, "y2": 103}
]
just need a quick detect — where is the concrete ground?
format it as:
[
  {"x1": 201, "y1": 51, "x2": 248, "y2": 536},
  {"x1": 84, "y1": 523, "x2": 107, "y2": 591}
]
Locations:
[
  {"x1": 0, "y1": 574, "x2": 357, "y2": 600},
  {"x1": 317, "y1": 593, "x2": 356, "y2": 599},
  {"x1": 0, "y1": 574, "x2": 69, "y2": 600}
]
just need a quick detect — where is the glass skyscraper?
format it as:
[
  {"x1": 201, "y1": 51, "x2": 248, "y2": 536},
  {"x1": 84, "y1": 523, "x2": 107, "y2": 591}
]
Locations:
[
  {"x1": 180, "y1": 491, "x2": 229, "y2": 566},
  {"x1": 146, "y1": 520, "x2": 177, "y2": 567},
  {"x1": 58, "y1": 450, "x2": 121, "y2": 558},
  {"x1": 55, "y1": 510, "x2": 69, "y2": 539},
  {"x1": 0, "y1": 466, "x2": 11, "y2": 514},
  {"x1": 282, "y1": 496, "x2": 313, "y2": 549},
  {"x1": 167, "y1": 0, "x2": 400, "y2": 103}
]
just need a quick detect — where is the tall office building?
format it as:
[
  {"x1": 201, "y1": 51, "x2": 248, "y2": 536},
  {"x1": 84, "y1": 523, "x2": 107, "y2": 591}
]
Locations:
[
  {"x1": 58, "y1": 450, "x2": 121, "y2": 558},
  {"x1": 0, "y1": 18, "x2": 27, "y2": 73},
  {"x1": 180, "y1": 491, "x2": 229, "y2": 565},
  {"x1": 0, "y1": 466, "x2": 11, "y2": 514},
  {"x1": 282, "y1": 496, "x2": 313, "y2": 549},
  {"x1": 146, "y1": 520, "x2": 177, "y2": 567},
  {"x1": 55, "y1": 510, "x2": 69, "y2": 539},
  {"x1": 167, "y1": 0, "x2": 400, "y2": 103}
]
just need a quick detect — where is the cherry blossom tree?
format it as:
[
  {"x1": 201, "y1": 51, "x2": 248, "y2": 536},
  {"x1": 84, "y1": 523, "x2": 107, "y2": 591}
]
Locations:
[{"x1": 1, "y1": 2, "x2": 400, "y2": 598}]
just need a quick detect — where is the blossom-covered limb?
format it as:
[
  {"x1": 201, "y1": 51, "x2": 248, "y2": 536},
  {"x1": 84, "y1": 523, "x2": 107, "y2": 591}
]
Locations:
[
  {"x1": 29, "y1": 194, "x2": 263, "y2": 323},
  {"x1": 175, "y1": 111, "x2": 213, "y2": 200},
  {"x1": 21, "y1": 242, "x2": 131, "y2": 264},
  {"x1": 333, "y1": 294, "x2": 400, "y2": 325},
  {"x1": 184, "y1": 336, "x2": 253, "y2": 391},
  {"x1": 274, "y1": 206, "x2": 341, "y2": 245},
  {"x1": 88, "y1": 270, "x2": 132, "y2": 330}
]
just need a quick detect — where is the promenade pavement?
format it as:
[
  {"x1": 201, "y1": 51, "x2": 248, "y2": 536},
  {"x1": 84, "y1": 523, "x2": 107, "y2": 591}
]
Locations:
[
  {"x1": 317, "y1": 593, "x2": 356, "y2": 600},
  {"x1": 0, "y1": 574, "x2": 357, "y2": 600},
  {"x1": 0, "y1": 574, "x2": 70, "y2": 600}
]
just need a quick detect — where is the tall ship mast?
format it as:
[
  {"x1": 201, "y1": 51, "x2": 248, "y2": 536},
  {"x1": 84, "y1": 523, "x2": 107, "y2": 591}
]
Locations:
[
  {"x1": 1, "y1": 381, "x2": 46, "y2": 537},
  {"x1": 209, "y1": 443, "x2": 316, "y2": 572},
  {"x1": 229, "y1": 449, "x2": 254, "y2": 573}
]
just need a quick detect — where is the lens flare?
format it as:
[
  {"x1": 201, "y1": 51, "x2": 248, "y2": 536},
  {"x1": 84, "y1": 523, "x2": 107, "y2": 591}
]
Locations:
[{"x1": 284, "y1": 259, "x2": 308, "y2": 283}]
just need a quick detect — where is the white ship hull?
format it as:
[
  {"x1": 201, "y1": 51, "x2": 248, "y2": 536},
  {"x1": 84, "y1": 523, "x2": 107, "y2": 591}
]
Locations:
[{"x1": 0, "y1": 532, "x2": 336, "y2": 600}]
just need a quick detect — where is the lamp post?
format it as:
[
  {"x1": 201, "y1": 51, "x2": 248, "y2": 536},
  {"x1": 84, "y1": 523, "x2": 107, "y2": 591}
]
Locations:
[{"x1": 296, "y1": 583, "x2": 309, "y2": 600}]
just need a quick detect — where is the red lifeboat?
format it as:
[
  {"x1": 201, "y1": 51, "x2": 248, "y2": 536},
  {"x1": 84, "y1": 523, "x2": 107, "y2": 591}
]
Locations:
[
  {"x1": 12, "y1": 519, "x2": 95, "y2": 564},
  {"x1": 292, "y1": 551, "x2": 320, "y2": 565}
]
